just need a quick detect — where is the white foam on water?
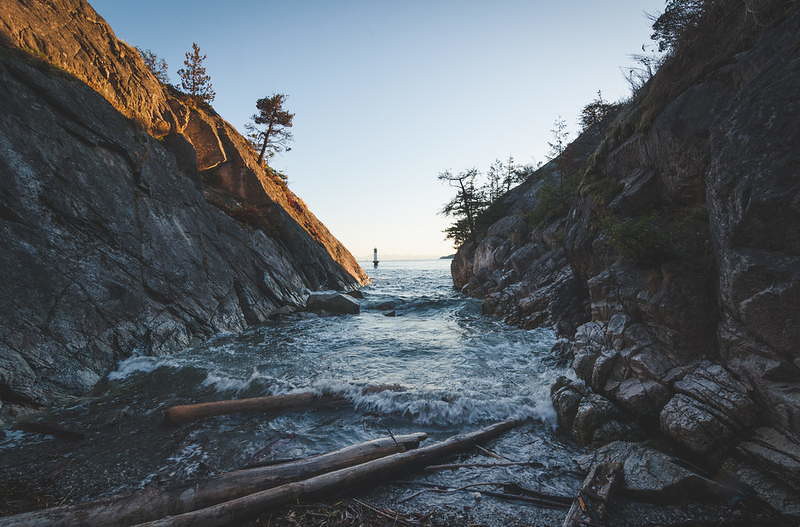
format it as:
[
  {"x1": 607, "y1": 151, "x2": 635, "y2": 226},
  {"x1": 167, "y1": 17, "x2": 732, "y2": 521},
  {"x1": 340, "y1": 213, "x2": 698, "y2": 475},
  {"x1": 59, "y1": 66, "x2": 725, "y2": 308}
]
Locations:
[
  {"x1": 107, "y1": 356, "x2": 173, "y2": 380},
  {"x1": 272, "y1": 379, "x2": 561, "y2": 426},
  {"x1": 200, "y1": 367, "x2": 276, "y2": 393},
  {"x1": 164, "y1": 442, "x2": 209, "y2": 479}
]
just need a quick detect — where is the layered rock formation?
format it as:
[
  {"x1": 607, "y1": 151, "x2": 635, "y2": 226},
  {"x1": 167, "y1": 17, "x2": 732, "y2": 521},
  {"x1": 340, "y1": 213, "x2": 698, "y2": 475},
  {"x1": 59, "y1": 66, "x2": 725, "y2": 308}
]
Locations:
[
  {"x1": 454, "y1": 1, "x2": 800, "y2": 517},
  {"x1": 0, "y1": 0, "x2": 366, "y2": 409}
]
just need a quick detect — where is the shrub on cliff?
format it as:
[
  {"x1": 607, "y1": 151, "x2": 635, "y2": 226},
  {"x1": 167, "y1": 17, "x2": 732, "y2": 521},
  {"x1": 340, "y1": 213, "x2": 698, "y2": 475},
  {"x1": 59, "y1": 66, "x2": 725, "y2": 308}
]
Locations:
[
  {"x1": 579, "y1": 91, "x2": 619, "y2": 131},
  {"x1": 527, "y1": 175, "x2": 578, "y2": 228},
  {"x1": 601, "y1": 213, "x2": 672, "y2": 266},
  {"x1": 600, "y1": 207, "x2": 711, "y2": 267},
  {"x1": 136, "y1": 47, "x2": 169, "y2": 84}
]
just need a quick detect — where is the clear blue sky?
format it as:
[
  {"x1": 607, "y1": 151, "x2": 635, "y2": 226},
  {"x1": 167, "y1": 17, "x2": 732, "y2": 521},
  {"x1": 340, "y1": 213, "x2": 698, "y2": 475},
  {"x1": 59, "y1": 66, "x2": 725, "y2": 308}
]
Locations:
[{"x1": 91, "y1": 0, "x2": 664, "y2": 260}]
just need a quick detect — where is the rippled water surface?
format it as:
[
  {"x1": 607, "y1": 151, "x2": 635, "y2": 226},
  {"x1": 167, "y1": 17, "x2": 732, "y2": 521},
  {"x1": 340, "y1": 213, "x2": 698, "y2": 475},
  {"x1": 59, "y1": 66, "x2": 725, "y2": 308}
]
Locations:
[{"x1": 2, "y1": 259, "x2": 587, "y2": 525}]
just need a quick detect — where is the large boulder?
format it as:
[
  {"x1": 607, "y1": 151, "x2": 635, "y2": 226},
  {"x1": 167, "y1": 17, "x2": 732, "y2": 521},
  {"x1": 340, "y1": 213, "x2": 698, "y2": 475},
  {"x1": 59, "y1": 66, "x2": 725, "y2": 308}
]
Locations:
[
  {"x1": 551, "y1": 376, "x2": 641, "y2": 446},
  {"x1": 306, "y1": 292, "x2": 361, "y2": 315},
  {"x1": 578, "y1": 441, "x2": 732, "y2": 502},
  {"x1": 659, "y1": 362, "x2": 757, "y2": 454}
]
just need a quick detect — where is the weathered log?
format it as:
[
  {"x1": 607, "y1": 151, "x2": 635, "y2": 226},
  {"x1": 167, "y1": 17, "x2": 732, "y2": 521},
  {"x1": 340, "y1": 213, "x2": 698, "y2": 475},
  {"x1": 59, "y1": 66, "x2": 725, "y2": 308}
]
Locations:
[
  {"x1": 134, "y1": 419, "x2": 521, "y2": 527},
  {"x1": 424, "y1": 461, "x2": 544, "y2": 471},
  {"x1": 562, "y1": 462, "x2": 622, "y2": 527},
  {"x1": 0, "y1": 433, "x2": 426, "y2": 527},
  {"x1": 13, "y1": 421, "x2": 84, "y2": 441},
  {"x1": 164, "y1": 384, "x2": 405, "y2": 425}
]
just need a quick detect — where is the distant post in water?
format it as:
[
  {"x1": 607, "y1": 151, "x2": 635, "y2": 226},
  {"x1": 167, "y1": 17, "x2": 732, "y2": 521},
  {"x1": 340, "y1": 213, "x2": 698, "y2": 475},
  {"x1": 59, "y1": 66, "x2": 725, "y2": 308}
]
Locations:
[{"x1": 373, "y1": 248, "x2": 379, "y2": 268}]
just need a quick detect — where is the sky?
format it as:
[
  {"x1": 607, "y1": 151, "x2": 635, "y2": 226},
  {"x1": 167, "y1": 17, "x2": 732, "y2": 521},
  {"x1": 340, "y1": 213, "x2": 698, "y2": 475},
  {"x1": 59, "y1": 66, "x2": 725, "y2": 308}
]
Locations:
[{"x1": 91, "y1": 0, "x2": 665, "y2": 260}]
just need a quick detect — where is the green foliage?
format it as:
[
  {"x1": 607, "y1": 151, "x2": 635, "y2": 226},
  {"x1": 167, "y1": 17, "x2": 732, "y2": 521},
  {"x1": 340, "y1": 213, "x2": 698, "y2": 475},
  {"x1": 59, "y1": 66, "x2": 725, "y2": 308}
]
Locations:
[
  {"x1": 601, "y1": 213, "x2": 671, "y2": 266},
  {"x1": 546, "y1": 116, "x2": 570, "y2": 161},
  {"x1": 579, "y1": 91, "x2": 619, "y2": 131},
  {"x1": 438, "y1": 157, "x2": 530, "y2": 246},
  {"x1": 527, "y1": 175, "x2": 578, "y2": 227},
  {"x1": 245, "y1": 93, "x2": 294, "y2": 165},
  {"x1": 136, "y1": 47, "x2": 169, "y2": 84},
  {"x1": 650, "y1": 0, "x2": 705, "y2": 53},
  {"x1": 583, "y1": 177, "x2": 623, "y2": 206},
  {"x1": 600, "y1": 207, "x2": 710, "y2": 267},
  {"x1": 438, "y1": 168, "x2": 484, "y2": 245},
  {"x1": 267, "y1": 166, "x2": 289, "y2": 184}
]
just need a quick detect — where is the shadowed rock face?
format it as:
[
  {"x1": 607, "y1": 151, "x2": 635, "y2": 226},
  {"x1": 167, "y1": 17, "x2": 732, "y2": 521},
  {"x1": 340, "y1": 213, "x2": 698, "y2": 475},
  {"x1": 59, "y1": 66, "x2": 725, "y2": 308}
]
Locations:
[
  {"x1": 0, "y1": 0, "x2": 366, "y2": 408},
  {"x1": 453, "y1": 2, "x2": 800, "y2": 516}
]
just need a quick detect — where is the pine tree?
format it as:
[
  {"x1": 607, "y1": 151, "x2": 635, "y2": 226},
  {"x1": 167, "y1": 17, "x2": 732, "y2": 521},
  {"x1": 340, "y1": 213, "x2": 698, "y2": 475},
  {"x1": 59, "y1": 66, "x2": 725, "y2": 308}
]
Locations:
[
  {"x1": 245, "y1": 94, "x2": 294, "y2": 165},
  {"x1": 136, "y1": 47, "x2": 169, "y2": 84},
  {"x1": 485, "y1": 159, "x2": 505, "y2": 203},
  {"x1": 177, "y1": 43, "x2": 215, "y2": 104},
  {"x1": 502, "y1": 154, "x2": 526, "y2": 191},
  {"x1": 438, "y1": 168, "x2": 485, "y2": 246},
  {"x1": 547, "y1": 116, "x2": 569, "y2": 161},
  {"x1": 547, "y1": 116, "x2": 570, "y2": 187}
]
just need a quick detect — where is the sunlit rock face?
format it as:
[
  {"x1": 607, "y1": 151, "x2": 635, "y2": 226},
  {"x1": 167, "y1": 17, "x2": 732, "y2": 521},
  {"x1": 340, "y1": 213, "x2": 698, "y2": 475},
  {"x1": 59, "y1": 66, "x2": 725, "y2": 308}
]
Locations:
[
  {"x1": 453, "y1": 2, "x2": 800, "y2": 516},
  {"x1": 0, "y1": 0, "x2": 366, "y2": 407}
]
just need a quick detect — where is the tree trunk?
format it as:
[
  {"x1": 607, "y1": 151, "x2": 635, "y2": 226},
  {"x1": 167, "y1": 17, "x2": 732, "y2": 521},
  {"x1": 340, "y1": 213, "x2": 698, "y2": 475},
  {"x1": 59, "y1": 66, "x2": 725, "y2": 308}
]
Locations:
[
  {"x1": 133, "y1": 419, "x2": 521, "y2": 527},
  {"x1": 164, "y1": 384, "x2": 404, "y2": 425},
  {"x1": 458, "y1": 178, "x2": 475, "y2": 236},
  {"x1": 256, "y1": 121, "x2": 274, "y2": 164},
  {"x1": 562, "y1": 462, "x2": 622, "y2": 527},
  {"x1": 0, "y1": 434, "x2": 427, "y2": 527}
]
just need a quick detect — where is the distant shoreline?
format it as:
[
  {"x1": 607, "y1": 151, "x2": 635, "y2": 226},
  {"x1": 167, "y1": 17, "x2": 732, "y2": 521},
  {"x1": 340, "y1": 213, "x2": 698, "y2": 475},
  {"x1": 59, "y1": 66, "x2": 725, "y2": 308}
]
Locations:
[{"x1": 357, "y1": 257, "x2": 451, "y2": 262}]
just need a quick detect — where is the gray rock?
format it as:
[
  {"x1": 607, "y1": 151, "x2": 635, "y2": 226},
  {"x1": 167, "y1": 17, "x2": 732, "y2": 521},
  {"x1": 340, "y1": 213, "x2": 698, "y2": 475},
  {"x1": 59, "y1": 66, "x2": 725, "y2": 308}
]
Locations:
[
  {"x1": 614, "y1": 378, "x2": 671, "y2": 419},
  {"x1": 0, "y1": 27, "x2": 364, "y2": 406},
  {"x1": 578, "y1": 441, "x2": 731, "y2": 502},
  {"x1": 737, "y1": 427, "x2": 800, "y2": 490},
  {"x1": 551, "y1": 377, "x2": 640, "y2": 446},
  {"x1": 451, "y1": 3, "x2": 800, "y2": 505},
  {"x1": 659, "y1": 362, "x2": 757, "y2": 454},
  {"x1": 306, "y1": 292, "x2": 361, "y2": 315},
  {"x1": 572, "y1": 393, "x2": 638, "y2": 445},
  {"x1": 721, "y1": 456, "x2": 800, "y2": 519},
  {"x1": 551, "y1": 376, "x2": 585, "y2": 432},
  {"x1": 660, "y1": 394, "x2": 734, "y2": 454}
]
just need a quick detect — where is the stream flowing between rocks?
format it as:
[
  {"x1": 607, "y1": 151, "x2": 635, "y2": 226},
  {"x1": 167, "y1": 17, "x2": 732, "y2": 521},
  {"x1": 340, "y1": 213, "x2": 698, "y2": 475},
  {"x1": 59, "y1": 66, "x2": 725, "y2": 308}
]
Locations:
[{"x1": 1, "y1": 259, "x2": 741, "y2": 525}]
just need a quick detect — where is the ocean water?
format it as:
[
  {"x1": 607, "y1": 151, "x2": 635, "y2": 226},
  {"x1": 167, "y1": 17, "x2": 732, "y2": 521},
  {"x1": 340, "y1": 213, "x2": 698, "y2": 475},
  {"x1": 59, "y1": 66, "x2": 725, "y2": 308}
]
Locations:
[
  {"x1": 109, "y1": 259, "x2": 564, "y2": 428},
  {"x1": 1, "y1": 259, "x2": 586, "y2": 525}
]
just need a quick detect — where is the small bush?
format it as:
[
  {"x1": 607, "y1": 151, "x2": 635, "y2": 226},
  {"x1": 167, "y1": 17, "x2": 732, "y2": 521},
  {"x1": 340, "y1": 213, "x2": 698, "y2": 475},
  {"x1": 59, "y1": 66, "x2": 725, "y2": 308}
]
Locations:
[
  {"x1": 583, "y1": 177, "x2": 624, "y2": 206},
  {"x1": 600, "y1": 206, "x2": 710, "y2": 267},
  {"x1": 527, "y1": 176, "x2": 578, "y2": 227},
  {"x1": 601, "y1": 213, "x2": 671, "y2": 266}
]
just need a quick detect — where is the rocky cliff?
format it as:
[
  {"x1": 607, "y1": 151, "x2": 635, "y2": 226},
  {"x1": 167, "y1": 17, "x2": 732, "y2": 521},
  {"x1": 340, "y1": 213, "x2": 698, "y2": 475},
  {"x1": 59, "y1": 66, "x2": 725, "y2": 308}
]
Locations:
[
  {"x1": 454, "y1": 1, "x2": 800, "y2": 517},
  {"x1": 0, "y1": 0, "x2": 367, "y2": 410}
]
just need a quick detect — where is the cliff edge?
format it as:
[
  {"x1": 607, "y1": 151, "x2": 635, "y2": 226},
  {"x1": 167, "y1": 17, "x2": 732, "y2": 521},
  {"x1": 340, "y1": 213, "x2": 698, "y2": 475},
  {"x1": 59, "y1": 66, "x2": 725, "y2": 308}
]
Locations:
[
  {"x1": 0, "y1": 0, "x2": 366, "y2": 409},
  {"x1": 454, "y1": 1, "x2": 800, "y2": 517}
]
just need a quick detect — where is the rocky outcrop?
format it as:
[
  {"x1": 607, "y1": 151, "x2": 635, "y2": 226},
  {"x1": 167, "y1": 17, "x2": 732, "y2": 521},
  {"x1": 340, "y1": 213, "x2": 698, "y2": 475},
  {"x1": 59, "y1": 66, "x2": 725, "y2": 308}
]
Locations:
[
  {"x1": 0, "y1": 0, "x2": 366, "y2": 409},
  {"x1": 576, "y1": 441, "x2": 733, "y2": 502},
  {"x1": 306, "y1": 292, "x2": 361, "y2": 315},
  {"x1": 453, "y1": 1, "x2": 800, "y2": 517},
  {"x1": 551, "y1": 376, "x2": 642, "y2": 446}
]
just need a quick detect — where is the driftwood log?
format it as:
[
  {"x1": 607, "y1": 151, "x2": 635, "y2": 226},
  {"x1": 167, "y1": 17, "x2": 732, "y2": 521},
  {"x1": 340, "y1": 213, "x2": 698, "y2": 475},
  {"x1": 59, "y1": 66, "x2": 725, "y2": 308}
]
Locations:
[
  {"x1": 0, "y1": 433, "x2": 426, "y2": 527},
  {"x1": 164, "y1": 384, "x2": 405, "y2": 425},
  {"x1": 12, "y1": 421, "x2": 84, "y2": 441},
  {"x1": 562, "y1": 462, "x2": 622, "y2": 527},
  {"x1": 135, "y1": 419, "x2": 522, "y2": 527}
]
